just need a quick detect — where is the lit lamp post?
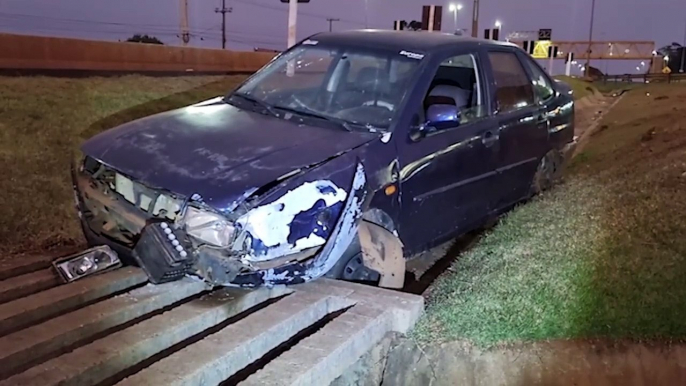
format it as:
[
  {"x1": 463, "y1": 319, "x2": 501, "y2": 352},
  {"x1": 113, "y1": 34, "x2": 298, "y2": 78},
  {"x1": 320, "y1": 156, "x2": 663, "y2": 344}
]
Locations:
[
  {"x1": 449, "y1": 3, "x2": 463, "y2": 33},
  {"x1": 494, "y1": 20, "x2": 502, "y2": 40}
]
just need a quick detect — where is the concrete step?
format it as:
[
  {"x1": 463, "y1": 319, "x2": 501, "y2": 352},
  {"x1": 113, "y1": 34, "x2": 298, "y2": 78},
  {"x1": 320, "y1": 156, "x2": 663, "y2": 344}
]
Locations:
[
  {"x1": 0, "y1": 264, "x2": 423, "y2": 386},
  {"x1": 0, "y1": 269, "x2": 60, "y2": 304}
]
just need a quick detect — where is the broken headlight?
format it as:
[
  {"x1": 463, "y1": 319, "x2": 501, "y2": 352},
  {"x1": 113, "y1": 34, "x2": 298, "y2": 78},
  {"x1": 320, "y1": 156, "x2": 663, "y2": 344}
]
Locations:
[
  {"x1": 53, "y1": 245, "x2": 122, "y2": 283},
  {"x1": 183, "y1": 206, "x2": 236, "y2": 247}
]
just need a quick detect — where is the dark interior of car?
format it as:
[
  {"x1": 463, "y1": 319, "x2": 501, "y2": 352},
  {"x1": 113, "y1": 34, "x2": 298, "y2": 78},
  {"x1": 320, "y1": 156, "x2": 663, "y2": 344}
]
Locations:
[{"x1": 424, "y1": 65, "x2": 478, "y2": 119}]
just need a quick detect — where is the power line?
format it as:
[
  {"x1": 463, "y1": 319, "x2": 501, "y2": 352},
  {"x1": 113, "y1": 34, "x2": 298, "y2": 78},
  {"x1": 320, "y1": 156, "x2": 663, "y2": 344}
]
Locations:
[
  {"x1": 0, "y1": 11, "x2": 181, "y2": 29},
  {"x1": 0, "y1": 10, "x2": 287, "y2": 48},
  {"x1": 231, "y1": 0, "x2": 365, "y2": 26},
  {"x1": 0, "y1": 12, "x2": 210, "y2": 35}
]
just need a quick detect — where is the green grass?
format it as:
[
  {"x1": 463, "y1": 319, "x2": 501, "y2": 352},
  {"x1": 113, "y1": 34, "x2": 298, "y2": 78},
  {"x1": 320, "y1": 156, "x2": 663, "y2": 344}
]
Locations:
[
  {"x1": 0, "y1": 75, "x2": 247, "y2": 255},
  {"x1": 554, "y1": 75, "x2": 600, "y2": 99},
  {"x1": 415, "y1": 84, "x2": 686, "y2": 347}
]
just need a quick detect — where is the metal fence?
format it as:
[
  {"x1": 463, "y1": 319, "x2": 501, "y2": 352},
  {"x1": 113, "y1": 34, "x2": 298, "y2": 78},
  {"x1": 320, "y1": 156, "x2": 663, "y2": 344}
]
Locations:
[{"x1": 602, "y1": 73, "x2": 686, "y2": 84}]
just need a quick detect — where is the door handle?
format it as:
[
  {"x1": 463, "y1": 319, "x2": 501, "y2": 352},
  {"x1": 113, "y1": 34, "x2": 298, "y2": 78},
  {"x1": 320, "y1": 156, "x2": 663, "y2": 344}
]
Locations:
[{"x1": 481, "y1": 130, "x2": 499, "y2": 147}]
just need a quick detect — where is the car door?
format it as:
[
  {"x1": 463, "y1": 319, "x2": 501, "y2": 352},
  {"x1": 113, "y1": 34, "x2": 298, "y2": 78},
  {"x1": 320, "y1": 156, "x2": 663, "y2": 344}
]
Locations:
[
  {"x1": 484, "y1": 49, "x2": 549, "y2": 211},
  {"x1": 518, "y1": 52, "x2": 575, "y2": 151},
  {"x1": 396, "y1": 49, "x2": 500, "y2": 255}
]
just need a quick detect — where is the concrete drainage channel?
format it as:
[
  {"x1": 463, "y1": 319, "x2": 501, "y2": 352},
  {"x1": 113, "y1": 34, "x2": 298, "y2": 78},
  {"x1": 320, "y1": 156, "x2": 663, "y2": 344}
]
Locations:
[{"x1": 0, "y1": 256, "x2": 423, "y2": 386}]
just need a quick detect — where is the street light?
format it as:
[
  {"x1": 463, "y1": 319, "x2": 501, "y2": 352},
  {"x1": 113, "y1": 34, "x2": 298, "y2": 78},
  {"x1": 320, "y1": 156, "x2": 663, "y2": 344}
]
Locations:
[
  {"x1": 495, "y1": 20, "x2": 502, "y2": 29},
  {"x1": 449, "y1": 3, "x2": 463, "y2": 32}
]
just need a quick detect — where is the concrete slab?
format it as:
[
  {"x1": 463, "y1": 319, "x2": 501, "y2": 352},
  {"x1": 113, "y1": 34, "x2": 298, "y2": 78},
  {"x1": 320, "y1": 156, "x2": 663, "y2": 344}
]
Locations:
[
  {"x1": 240, "y1": 303, "x2": 392, "y2": 386},
  {"x1": 0, "y1": 277, "x2": 207, "y2": 379},
  {"x1": 0, "y1": 269, "x2": 59, "y2": 304},
  {"x1": 116, "y1": 290, "x2": 355, "y2": 386},
  {"x1": 0, "y1": 267, "x2": 146, "y2": 337},
  {"x1": 0, "y1": 254, "x2": 54, "y2": 281},
  {"x1": 313, "y1": 279, "x2": 425, "y2": 333},
  {"x1": 1, "y1": 286, "x2": 292, "y2": 386},
  {"x1": 0, "y1": 269, "x2": 424, "y2": 386}
]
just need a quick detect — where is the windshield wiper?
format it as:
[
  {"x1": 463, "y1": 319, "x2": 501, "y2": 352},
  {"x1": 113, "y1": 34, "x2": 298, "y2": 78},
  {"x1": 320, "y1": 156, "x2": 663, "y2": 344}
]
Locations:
[
  {"x1": 230, "y1": 92, "x2": 280, "y2": 118},
  {"x1": 273, "y1": 105, "x2": 354, "y2": 132}
]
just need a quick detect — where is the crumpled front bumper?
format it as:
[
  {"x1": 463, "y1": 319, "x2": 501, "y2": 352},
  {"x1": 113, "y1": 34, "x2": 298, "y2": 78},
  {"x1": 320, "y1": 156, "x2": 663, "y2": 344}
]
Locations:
[{"x1": 73, "y1": 155, "x2": 368, "y2": 288}]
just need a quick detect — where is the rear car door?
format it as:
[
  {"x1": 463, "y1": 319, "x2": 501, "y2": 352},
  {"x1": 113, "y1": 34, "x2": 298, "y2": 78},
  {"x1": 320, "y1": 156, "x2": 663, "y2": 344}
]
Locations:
[
  {"x1": 518, "y1": 52, "x2": 575, "y2": 151},
  {"x1": 484, "y1": 50, "x2": 548, "y2": 210},
  {"x1": 397, "y1": 49, "x2": 499, "y2": 255}
]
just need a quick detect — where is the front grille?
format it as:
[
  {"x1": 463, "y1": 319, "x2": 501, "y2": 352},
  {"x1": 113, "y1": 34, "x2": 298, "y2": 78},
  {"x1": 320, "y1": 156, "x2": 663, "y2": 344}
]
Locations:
[{"x1": 82, "y1": 156, "x2": 183, "y2": 220}]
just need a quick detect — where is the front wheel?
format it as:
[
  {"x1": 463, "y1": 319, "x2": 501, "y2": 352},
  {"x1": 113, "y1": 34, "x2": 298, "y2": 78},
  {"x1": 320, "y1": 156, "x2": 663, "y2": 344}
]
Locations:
[{"x1": 325, "y1": 236, "x2": 381, "y2": 285}]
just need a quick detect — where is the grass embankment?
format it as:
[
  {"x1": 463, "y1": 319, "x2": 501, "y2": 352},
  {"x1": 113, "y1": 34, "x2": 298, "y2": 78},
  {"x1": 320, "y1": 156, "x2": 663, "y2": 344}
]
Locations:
[
  {"x1": 0, "y1": 75, "x2": 246, "y2": 255},
  {"x1": 554, "y1": 75, "x2": 599, "y2": 99},
  {"x1": 416, "y1": 84, "x2": 686, "y2": 347}
]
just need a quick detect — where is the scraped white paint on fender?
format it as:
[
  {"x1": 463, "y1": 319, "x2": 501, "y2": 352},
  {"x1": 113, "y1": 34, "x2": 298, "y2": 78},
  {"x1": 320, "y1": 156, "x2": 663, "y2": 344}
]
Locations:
[{"x1": 237, "y1": 180, "x2": 347, "y2": 261}]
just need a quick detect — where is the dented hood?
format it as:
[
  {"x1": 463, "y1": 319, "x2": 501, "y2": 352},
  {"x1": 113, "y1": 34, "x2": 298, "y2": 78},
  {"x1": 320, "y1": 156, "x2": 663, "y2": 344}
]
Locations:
[{"x1": 81, "y1": 97, "x2": 378, "y2": 209}]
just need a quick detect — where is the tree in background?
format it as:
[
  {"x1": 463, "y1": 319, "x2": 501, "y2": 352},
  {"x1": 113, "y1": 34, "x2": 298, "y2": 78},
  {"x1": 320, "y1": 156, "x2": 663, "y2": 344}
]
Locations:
[{"x1": 126, "y1": 34, "x2": 164, "y2": 45}]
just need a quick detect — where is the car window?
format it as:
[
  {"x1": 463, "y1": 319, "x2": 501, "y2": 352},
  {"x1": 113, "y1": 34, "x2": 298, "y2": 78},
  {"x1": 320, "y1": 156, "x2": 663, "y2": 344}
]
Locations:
[
  {"x1": 488, "y1": 51, "x2": 535, "y2": 113},
  {"x1": 236, "y1": 46, "x2": 421, "y2": 130},
  {"x1": 423, "y1": 53, "x2": 487, "y2": 126},
  {"x1": 521, "y1": 56, "x2": 555, "y2": 102}
]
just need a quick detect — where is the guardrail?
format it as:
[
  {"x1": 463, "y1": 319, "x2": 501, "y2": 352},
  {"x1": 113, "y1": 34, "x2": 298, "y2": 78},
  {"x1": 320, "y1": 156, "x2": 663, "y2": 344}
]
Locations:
[{"x1": 602, "y1": 73, "x2": 686, "y2": 84}]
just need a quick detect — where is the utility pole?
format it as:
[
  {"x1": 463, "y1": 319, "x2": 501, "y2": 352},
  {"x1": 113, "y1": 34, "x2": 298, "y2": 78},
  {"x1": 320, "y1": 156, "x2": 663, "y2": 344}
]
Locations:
[
  {"x1": 585, "y1": 0, "x2": 596, "y2": 78},
  {"x1": 288, "y1": 0, "x2": 298, "y2": 48},
  {"x1": 180, "y1": 0, "x2": 190, "y2": 46},
  {"x1": 680, "y1": 20, "x2": 686, "y2": 73},
  {"x1": 471, "y1": 0, "x2": 479, "y2": 37},
  {"x1": 326, "y1": 18, "x2": 340, "y2": 32},
  {"x1": 215, "y1": 0, "x2": 232, "y2": 49}
]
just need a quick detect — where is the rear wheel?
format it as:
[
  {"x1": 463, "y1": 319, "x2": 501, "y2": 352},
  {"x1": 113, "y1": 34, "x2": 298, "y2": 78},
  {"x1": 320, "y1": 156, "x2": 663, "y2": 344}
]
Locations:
[{"x1": 531, "y1": 150, "x2": 563, "y2": 195}]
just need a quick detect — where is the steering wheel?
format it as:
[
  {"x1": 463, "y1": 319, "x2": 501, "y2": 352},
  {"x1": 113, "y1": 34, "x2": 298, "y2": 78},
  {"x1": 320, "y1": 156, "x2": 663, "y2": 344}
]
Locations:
[{"x1": 362, "y1": 100, "x2": 394, "y2": 110}]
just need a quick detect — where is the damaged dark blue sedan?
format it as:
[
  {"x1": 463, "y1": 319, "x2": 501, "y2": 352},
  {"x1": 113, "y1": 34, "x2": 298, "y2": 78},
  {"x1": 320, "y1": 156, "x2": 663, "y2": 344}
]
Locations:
[{"x1": 72, "y1": 30, "x2": 576, "y2": 289}]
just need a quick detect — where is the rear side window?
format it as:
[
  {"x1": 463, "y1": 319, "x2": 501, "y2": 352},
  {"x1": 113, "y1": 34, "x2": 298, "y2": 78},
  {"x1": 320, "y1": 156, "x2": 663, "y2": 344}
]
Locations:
[
  {"x1": 521, "y1": 56, "x2": 555, "y2": 101},
  {"x1": 488, "y1": 51, "x2": 535, "y2": 113}
]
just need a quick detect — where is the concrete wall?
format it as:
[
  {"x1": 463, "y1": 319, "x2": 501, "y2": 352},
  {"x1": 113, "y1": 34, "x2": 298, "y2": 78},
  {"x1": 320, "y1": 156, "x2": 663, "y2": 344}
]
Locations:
[{"x1": 0, "y1": 33, "x2": 276, "y2": 73}]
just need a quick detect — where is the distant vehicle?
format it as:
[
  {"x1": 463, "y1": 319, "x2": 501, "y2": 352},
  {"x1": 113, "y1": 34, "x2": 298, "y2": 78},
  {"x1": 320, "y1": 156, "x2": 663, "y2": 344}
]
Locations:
[{"x1": 72, "y1": 30, "x2": 576, "y2": 289}]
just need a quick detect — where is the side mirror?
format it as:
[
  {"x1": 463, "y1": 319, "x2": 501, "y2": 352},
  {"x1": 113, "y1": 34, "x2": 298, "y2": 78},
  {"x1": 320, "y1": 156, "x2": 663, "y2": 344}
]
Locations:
[
  {"x1": 426, "y1": 103, "x2": 460, "y2": 124},
  {"x1": 410, "y1": 104, "x2": 460, "y2": 142}
]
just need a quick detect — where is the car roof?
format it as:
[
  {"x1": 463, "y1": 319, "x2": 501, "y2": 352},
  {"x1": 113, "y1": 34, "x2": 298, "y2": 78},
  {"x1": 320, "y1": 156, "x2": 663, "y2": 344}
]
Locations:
[{"x1": 308, "y1": 29, "x2": 517, "y2": 54}]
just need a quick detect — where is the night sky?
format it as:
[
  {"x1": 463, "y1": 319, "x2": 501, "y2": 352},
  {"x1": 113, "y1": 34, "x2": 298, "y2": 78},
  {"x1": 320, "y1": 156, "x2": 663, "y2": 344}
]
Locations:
[{"x1": 1, "y1": 0, "x2": 685, "y2": 74}]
